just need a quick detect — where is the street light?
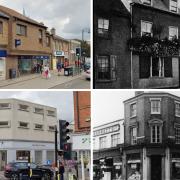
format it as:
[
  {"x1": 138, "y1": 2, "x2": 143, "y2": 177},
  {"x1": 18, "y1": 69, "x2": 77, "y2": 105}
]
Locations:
[{"x1": 82, "y1": 28, "x2": 90, "y2": 42}]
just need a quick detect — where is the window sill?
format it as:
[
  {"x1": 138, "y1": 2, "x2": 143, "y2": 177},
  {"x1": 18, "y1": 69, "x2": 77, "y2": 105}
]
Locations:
[
  {"x1": 18, "y1": 109, "x2": 29, "y2": 112},
  {"x1": 151, "y1": 112, "x2": 161, "y2": 114},
  {"x1": 18, "y1": 126, "x2": 29, "y2": 129},
  {"x1": 34, "y1": 128, "x2": 44, "y2": 131},
  {"x1": 34, "y1": 112, "x2": 44, "y2": 115}
]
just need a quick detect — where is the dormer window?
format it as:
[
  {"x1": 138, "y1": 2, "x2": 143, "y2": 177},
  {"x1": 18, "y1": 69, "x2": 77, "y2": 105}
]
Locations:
[
  {"x1": 170, "y1": 0, "x2": 178, "y2": 13},
  {"x1": 142, "y1": 0, "x2": 151, "y2": 5}
]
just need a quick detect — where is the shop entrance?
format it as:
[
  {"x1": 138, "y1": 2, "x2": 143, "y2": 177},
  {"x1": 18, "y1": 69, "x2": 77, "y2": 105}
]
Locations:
[
  {"x1": 151, "y1": 155, "x2": 162, "y2": 180},
  {"x1": 0, "y1": 151, "x2": 7, "y2": 171},
  {"x1": 0, "y1": 58, "x2": 6, "y2": 80}
]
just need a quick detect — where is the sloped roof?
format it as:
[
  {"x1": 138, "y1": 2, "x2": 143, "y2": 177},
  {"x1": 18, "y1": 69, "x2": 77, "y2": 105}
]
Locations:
[{"x1": 0, "y1": 5, "x2": 46, "y2": 28}]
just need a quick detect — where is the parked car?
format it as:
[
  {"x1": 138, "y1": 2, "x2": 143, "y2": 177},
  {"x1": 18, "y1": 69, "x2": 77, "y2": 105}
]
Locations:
[
  {"x1": 4, "y1": 162, "x2": 54, "y2": 180},
  {"x1": 85, "y1": 68, "x2": 91, "y2": 80}
]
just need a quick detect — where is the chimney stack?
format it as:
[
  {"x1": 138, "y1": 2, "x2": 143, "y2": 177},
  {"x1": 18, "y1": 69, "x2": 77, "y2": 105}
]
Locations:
[{"x1": 51, "y1": 28, "x2": 56, "y2": 36}]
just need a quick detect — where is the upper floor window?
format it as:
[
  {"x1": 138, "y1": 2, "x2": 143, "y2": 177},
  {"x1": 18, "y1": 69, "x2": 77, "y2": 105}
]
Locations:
[
  {"x1": 47, "y1": 110, "x2": 55, "y2": 116},
  {"x1": 130, "y1": 127, "x2": 137, "y2": 145},
  {"x1": 99, "y1": 136, "x2": 106, "y2": 149},
  {"x1": 169, "y1": 26, "x2": 178, "y2": 40},
  {"x1": 0, "y1": 103, "x2": 11, "y2": 109},
  {"x1": 141, "y1": 21, "x2": 152, "y2": 36},
  {"x1": 19, "y1": 122, "x2": 29, "y2": 129},
  {"x1": 111, "y1": 133, "x2": 120, "y2": 147},
  {"x1": 175, "y1": 124, "x2": 180, "y2": 144},
  {"x1": 0, "y1": 121, "x2": 10, "y2": 128},
  {"x1": 16, "y1": 24, "x2": 27, "y2": 36},
  {"x1": 130, "y1": 103, "x2": 137, "y2": 117},
  {"x1": 142, "y1": 0, "x2": 151, "y2": 5},
  {"x1": 98, "y1": 18, "x2": 109, "y2": 37},
  {"x1": 96, "y1": 55, "x2": 117, "y2": 81},
  {"x1": 39, "y1": 29, "x2": 43, "y2": 43},
  {"x1": 48, "y1": 125, "x2": 55, "y2": 131},
  {"x1": 34, "y1": 124, "x2": 43, "y2": 130},
  {"x1": 170, "y1": 0, "x2": 178, "y2": 12},
  {"x1": 151, "y1": 125, "x2": 162, "y2": 143},
  {"x1": 175, "y1": 102, "x2": 180, "y2": 117},
  {"x1": 0, "y1": 22, "x2": 3, "y2": 34},
  {"x1": 150, "y1": 98, "x2": 161, "y2": 114},
  {"x1": 19, "y1": 104, "x2": 29, "y2": 111},
  {"x1": 34, "y1": 107, "x2": 44, "y2": 114},
  {"x1": 46, "y1": 36, "x2": 50, "y2": 47}
]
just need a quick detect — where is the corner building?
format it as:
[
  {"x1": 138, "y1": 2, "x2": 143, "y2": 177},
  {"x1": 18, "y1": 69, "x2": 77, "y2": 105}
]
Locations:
[{"x1": 123, "y1": 91, "x2": 180, "y2": 180}]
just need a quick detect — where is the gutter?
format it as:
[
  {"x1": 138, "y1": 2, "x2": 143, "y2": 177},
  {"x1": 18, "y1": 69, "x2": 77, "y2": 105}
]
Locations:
[{"x1": 130, "y1": 3, "x2": 133, "y2": 89}]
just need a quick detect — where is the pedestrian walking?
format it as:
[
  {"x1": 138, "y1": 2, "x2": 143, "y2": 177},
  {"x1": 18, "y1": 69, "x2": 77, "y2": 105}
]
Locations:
[
  {"x1": 57, "y1": 62, "x2": 62, "y2": 76},
  {"x1": 43, "y1": 64, "x2": 50, "y2": 79},
  {"x1": 40, "y1": 63, "x2": 43, "y2": 74},
  {"x1": 59, "y1": 162, "x2": 65, "y2": 180}
]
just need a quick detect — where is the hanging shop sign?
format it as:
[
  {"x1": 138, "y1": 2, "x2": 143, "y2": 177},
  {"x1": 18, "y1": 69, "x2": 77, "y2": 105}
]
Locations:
[
  {"x1": 15, "y1": 39, "x2": 21, "y2": 47},
  {"x1": 54, "y1": 51, "x2": 64, "y2": 57},
  {"x1": 0, "y1": 50, "x2": 7, "y2": 57}
]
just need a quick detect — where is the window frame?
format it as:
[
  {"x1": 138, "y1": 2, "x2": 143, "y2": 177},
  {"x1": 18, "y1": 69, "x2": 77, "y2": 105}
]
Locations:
[
  {"x1": 19, "y1": 104, "x2": 29, "y2": 112},
  {"x1": 0, "y1": 121, "x2": 10, "y2": 128},
  {"x1": 0, "y1": 103, "x2": 11, "y2": 109},
  {"x1": 18, "y1": 121, "x2": 29, "y2": 129},
  {"x1": 170, "y1": 0, "x2": 178, "y2": 13},
  {"x1": 150, "y1": 125, "x2": 162, "y2": 143},
  {"x1": 47, "y1": 110, "x2": 55, "y2": 117},
  {"x1": 97, "y1": 17, "x2": 110, "y2": 37},
  {"x1": 0, "y1": 21, "x2": 3, "y2": 34},
  {"x1": 34, "y1": 124, "x2": 43, "y2": 130},
  {"x1": 142, "y1": 0, "x2": 152, "y2": 5},
  {"x1": 16, "y1": 24, "x2": 27, "y2": 36},
  {"x1": 150, "y1": 98, "x2": 161, "y2": 114},
  {"x1": 169, "y1": 26, "x2": 178, "y2": 40},
  {"x1": 111, "y1": 133, "x2": 120, "y2": 147},
  {"x1": 39, "y1": 29, "x2": 43, "y2": 44},
  {"x1": 175, "y1": 101, "x2": 180, "y2": 117},
  {"x1": 141, "y1": 20, "x2": 153, "y2": 37},
  {"x1": 175, "y1": 124, "x2": 180, "y2": 144},
  {"x1": 130, "y1": 102, "x2": 137, "y2": 118},
  {"x1": 130, "y1": 127, "x2": 137, "y2": 145},
  {"x1": 99, "y1": 136, "x2": 106, "y2": 149}
]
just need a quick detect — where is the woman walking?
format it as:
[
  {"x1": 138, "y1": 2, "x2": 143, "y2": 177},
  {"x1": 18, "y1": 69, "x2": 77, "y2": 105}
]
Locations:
[{"x1": 43, "y1": 64, "x2": 49, "y2": 79}]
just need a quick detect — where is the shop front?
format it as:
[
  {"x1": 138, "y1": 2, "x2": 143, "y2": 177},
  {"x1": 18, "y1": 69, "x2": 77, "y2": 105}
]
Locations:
[
  {"x1": 18, "y1": 55, "x2": 50, "y2": 74},
  {"x1": 0, "y1": 50, "x2": 7, "y2": 80},
  {"x1": 171, "y1": 152, "x2": 180, "y2": 180}
]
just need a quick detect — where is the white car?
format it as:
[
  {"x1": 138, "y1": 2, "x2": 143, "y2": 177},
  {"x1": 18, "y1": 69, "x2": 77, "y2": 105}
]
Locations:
[{"x1": 85, "y1": 68, "x2": 91, "y2": 80}]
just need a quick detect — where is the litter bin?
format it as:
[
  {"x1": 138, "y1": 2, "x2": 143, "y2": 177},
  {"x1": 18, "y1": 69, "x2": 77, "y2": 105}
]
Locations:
[
  {"x1": 9, "y1": 69, "x2": 16, "y2": 79},
  {"x1": 64, "y1": 66, "x2": 73, "y2": 76}
]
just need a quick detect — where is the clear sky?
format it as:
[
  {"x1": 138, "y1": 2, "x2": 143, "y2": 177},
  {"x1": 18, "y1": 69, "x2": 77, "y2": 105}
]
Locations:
[
  {"x1": 0, "y1": 0, "x2": 90, "y2": 40},
  {"x1": 92, "y1": 90, "x2": 180, "y2": 127},
  {"x1": 0, "y1": 91, "x2": 74, "y2": 122}
]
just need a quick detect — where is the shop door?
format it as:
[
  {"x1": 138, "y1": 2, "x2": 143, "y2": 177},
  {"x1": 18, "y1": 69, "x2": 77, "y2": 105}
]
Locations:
[
  {"x1": 35, "y1": 151, "x2": 42, "y2": 165},
  {"x1": 0, "y1": 151, "x2": 7, "y2": 171},
  {"x1": 0, "y1": 58, "x2": 5, "y2": 80},
  {"x1": 151, "y1": 155, "x2": 162, "y2": 180},
  {"x1": 103, "y1": 171, "x2": 111, "y2": 180}
]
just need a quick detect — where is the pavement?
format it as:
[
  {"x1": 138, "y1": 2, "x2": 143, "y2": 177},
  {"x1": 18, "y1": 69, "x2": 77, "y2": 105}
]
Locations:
[{"x1": 0, "y1": 69, "x2": 90, "y2": 89}]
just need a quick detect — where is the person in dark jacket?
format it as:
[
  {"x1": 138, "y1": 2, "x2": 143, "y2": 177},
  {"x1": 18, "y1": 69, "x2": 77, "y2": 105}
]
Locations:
[{"x1": 59, "y1": 162, "x2": 65, "y2": 180}]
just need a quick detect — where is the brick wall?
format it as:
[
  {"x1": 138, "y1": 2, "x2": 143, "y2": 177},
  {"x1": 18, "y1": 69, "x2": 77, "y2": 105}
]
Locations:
[{"x1": 0, "y1": 18, "x2": 8, "y2": 46}]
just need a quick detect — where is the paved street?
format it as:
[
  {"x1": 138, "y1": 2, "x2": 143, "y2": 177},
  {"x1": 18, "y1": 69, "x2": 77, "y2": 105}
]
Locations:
[
  {"x1": 0, "y1": 171, "x2": 7, "y2": 180},
  {"x1": 0, "y1": 70, "x2": 90, "y2": 89}
]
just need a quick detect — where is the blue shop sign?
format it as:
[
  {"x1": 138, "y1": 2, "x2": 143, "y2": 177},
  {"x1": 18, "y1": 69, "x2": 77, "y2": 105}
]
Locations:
[
  {"x1": 32, "y1": 55, "x2": 49, "y2": 60},
  {"x1": 0, "y1": 50, "x2": 7, "y2": 57},
  {"x1": 15, "y1": 39, "x2": 21, "y2": 47}
]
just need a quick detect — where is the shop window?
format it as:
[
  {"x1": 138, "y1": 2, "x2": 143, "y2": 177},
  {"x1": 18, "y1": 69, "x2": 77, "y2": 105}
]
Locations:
[
  {"x1": 140, "y1": 56, "x2": 172, "y2": 78},
  {"x1": 151, "y1": 125, "x2": 162, "y2": 143},
  {"x1": 169, "y1": 26, "x2": 178, "y2": 40},
  {"x1": 130, "y1": 103, "x2": 137, "y2": 117},
  {"x1": 16, "y1": 24, "x2": 27, "y2": 36},
  {"x1": 111, "y1": 133, "x2": 120, "y2": 147},
  {"x1": 34, "y1": 107, "x2": 44, "y2": 114},
  {"x1": 19, "y1": 104, "x2": 29, "y2": 111},
  {"x1": 34, "y1": 124, "x2": 43, "y2": 130},
  {"x1": 96, "y1": 55, "x2": 117, "y2": 81},
  {"x1": 47, "y1": 110, "x2": 55, "y2": 116},
  {"x1": 150, "y1": 98, "x2": 161, "y2": 114},
  {"x1": 16, "y1": 151, "x2": 30, "y2": 161},
  {"x1": 39, "y1": 29, "x2": 43, "y2": 44},
  {"x1": 141, "y1": 21, "x2": 152, "y2": 36},
  {"x1": 0, "y1": 121, "x2": 9, "y2": 127},
  {"x1": 130, "y1": 127, "x2": 137, "y2": 145},
  {"x1": 98, "y1": 18, "x2": 109, "y2": 37},
  {"x1": 0, "y1": 103, "x2": 11, "y2": 109},
  {"x1": 48, "y1": 125, "x2": 55, "y2": 131},
  {"x1": 99, "y1": 136, "x2": 106, "y2": 149},
  {"x1": 170, "y1": 0, "x2": 178, "y2": 13},
  {"x1": 19, "y1": 122, "x2": 29, "y2": 129},
  {"x1": 0, "y1": 22, "x2": 3, "y2": 34},
  {"x1": 175, "y1": 102, "x2": 180, "y2": 117}
]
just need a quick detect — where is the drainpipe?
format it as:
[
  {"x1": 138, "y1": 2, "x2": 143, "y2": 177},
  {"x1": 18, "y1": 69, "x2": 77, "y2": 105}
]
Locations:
[{"x1": 130, "y1": 3, "x2": 133, "y2": 89}]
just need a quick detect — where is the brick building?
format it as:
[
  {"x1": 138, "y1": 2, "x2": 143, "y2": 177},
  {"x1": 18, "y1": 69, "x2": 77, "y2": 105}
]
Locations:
[
  {"x1": 73, "y1": 91, "x2": 90, "y2": 133},
  {"x1": 93, "y1": 119, "x2": 124, "y2": 180},
  {"x1": 123, "y1": 91, "x2": 180, "y2": 180},
  {"x1": 93, "y1": 0, "x2": 131, "y2": 89},
  {"x1": 0, "y1": 5, "x2": 52, "y2": 79}
]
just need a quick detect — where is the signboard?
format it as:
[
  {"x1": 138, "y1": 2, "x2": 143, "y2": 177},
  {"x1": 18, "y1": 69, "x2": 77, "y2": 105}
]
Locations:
[
  {"x1": 32, "y1": 55, "x2": 49, "y2": 60},
  {"x1": 0, "y1": 50, "x2": 7, "y2": 57},
  {"x1": 72, "y1": 134, "x2": 90, "y2": 150},
  {"x1": 54, "y1": 51, "x2": 64, "y2": 57},
  {"x1": 15, "y1": 39, "x2": 21, "y2": 47}
]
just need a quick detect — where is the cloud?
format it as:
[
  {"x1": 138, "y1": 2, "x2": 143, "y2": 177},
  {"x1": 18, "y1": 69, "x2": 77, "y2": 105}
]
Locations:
[{"x1": 0, "y1": 0, "x2": 90, "y2": 40}]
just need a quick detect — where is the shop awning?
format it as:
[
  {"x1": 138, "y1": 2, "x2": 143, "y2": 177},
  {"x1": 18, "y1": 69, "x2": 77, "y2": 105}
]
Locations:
[{"x1": 0, "y1": 50, "x2": 7, "y2": 57}]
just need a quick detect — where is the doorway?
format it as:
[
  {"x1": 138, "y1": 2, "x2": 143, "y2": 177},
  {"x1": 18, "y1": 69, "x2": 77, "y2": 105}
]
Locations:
[
  {"x1": 151, "y1": 155, "x2": 162, "y2": 180},
  {"x1": 0, "y1": 151, "x2": 7, "y2": 171}
]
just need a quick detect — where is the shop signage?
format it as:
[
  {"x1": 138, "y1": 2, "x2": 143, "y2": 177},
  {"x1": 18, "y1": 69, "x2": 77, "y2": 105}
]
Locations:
[
  {"x1": 131, "y1": 164, "x2": 137, "y2": 169},
  {"x1": 72, "y1": 134, "x2": 90, "y2": 150},
  {"x1": 32, "y1": 56, "x2": 49, "y2": 60},
  {"x1": 15, "y1": 39, "x2": 21, "y2": 47},
  {"x1": 54, "y1": 51, "x2": 64, "y2": 57},
  {"x1": 0, "y1": 50, "x2": 7, "y2": 57},
  {"x1": 175, "y1": 163, "x2": 180, "y2": 168},
  {"x1": 127, "y1": 160, "x2": 141, "y2": 164}
]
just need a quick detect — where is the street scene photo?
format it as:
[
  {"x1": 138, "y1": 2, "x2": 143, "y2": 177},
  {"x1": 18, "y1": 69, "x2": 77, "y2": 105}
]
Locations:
[
  {"x1": 93, "y1": 91, "x2": 180, "y2": 180},
  {"x1": 0, "y1": 91, "x2": 91, "y2": 180},
  {"x1": 0, "y1": 0, "x2": 90, "y2": 89},
  {"x1": 94, "y1": 0, "x2": 180, "y2": 89}
]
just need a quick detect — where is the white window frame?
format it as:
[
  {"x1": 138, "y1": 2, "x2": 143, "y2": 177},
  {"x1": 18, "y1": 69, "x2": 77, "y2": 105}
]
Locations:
[
  {"x1": 98, "y1": 18, "x2": 109, "y2": 35},
  {"x1": 99, "y1": 136, "x2": 106, "y2": 149},
  {"x1": 18, "y1": 121, "x2": 29, "y2": 129},
  {"x1": 141, "y1": 20, "x2": 153, "y2": 36},
  {"x1": 130, "y1": 127, "x2": 137, "y2": 145},
  {"x1": 150, "y1": 98, "x2": 161, "y2": 114},
  {"x1": 151, "y1": 125, "x2": 162, "y2": 143},
  {"x1": 169, "y1": 26, "x2": 178, "y2": 40},
  {"x1": 170, "y1": 0, "x2": 178, "y2": 13},
  {"x1": 130, "y1": 102, "x2": 137, "y2": 118},
  {"x1": 111, "y1": 133, "x2": 120, "y2": 147},
  {"x1": 175, "y1": 124, "x2": 180, "y2": 144},
  {"x1": 150, "y1": 57, "x2": 164, "y2": 77},
  {"x1": 142, "y1": 0, "x2": 152, "y2": 5},
  {"x1": 175, "y1": 101, "x2": 180, "y2": 117},
  {"x1": 0, "y1": 121, "x2": 10, "y2": 128}
]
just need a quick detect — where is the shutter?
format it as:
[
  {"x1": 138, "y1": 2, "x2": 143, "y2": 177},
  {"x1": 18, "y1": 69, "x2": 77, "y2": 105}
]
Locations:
[
  {"x1": 110, "y1": 55, "x2": 117, "y2": 81},
  {"x1": 164, "y1": 57, "x2": 172, "y2": 77},
  {"x1": 139, "y1": 55, "x2": 150, "y2": 78}
]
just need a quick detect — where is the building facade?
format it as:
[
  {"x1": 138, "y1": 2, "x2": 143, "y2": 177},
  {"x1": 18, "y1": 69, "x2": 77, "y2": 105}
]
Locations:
[
  {"x1": 123, "y1": 91, "x2": 180, "y2": 180},
  {"x1": 0, "y1": 99, "x2": 57, "y2": 170},
  {"x1": 93, "y1": 0, "x2": 131, "y2": 89},
  {"x1": 93, "y1": 119, "x2": 124, "y2": 180}
]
